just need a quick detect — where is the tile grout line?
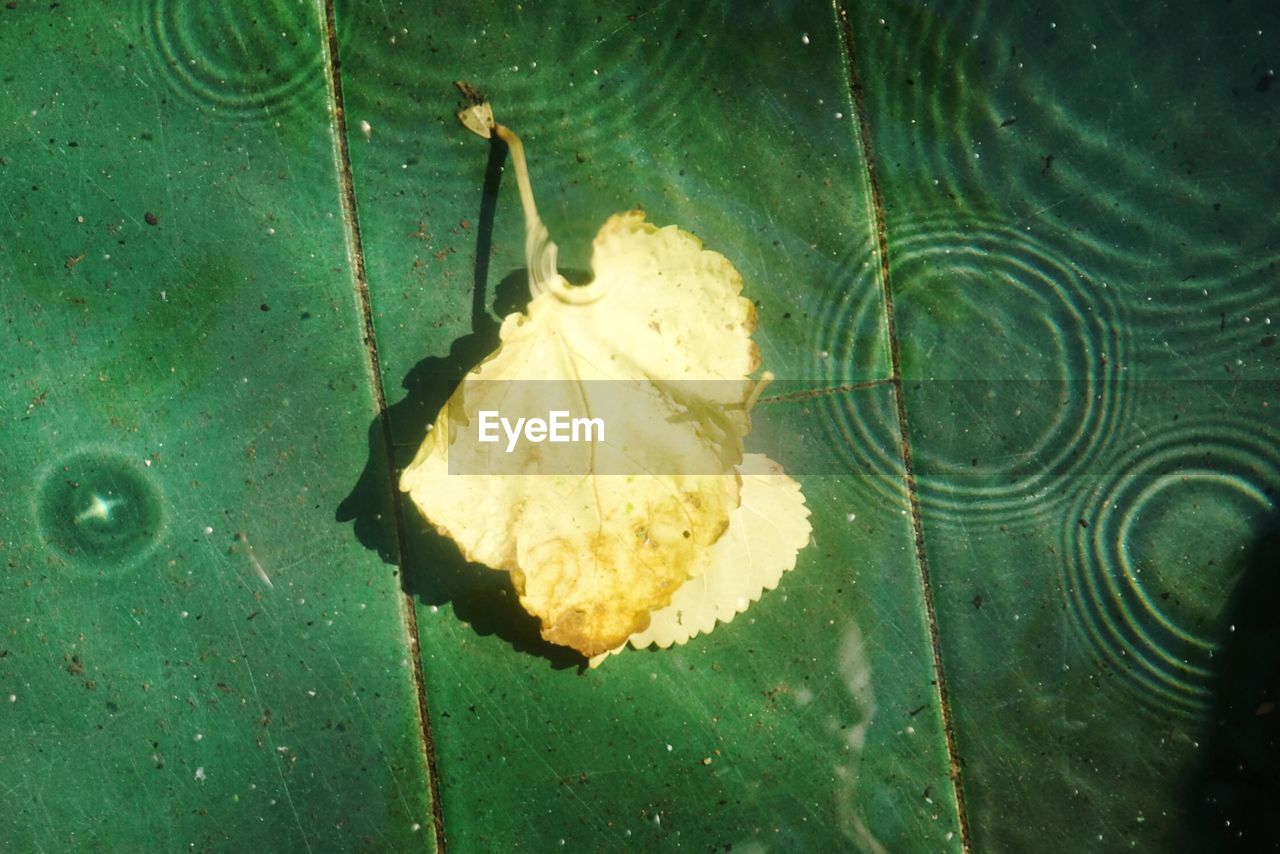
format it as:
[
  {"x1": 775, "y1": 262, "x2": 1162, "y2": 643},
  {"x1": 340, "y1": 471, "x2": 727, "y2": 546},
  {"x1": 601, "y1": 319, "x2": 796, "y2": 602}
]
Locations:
[
  {"x1": 758, "y1": 377, "x2": 896, "y2": 405},
  {"x1": 317, "y1": 3, "x2": 447, "y2": 850},
  {"x1": 834, "y1": 3, "x2": 973, "y2": 849}
]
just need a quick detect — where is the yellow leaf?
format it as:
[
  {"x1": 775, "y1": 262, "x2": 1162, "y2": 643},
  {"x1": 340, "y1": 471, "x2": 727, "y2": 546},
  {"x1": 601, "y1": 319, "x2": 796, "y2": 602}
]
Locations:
[
  {"x1": 626, "y1": 454, "x2": 812, "y2": 649},
  {"x1": 402, "y1": 428, "x2": 744, "y2": 655},
  {"x1": 587, "y1": 454, "x2": 811, "y2": 667},
  {"x1": 400, "y1": 95, "x2": 809, "y2": 661}
]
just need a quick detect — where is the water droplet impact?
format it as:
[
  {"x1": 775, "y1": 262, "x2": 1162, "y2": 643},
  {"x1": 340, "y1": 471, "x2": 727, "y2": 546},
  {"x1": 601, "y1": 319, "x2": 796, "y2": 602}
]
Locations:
[
  {"x1": 38, "y1": 453, "x2": 164, "y2": 568},
  {"x1": 141, "y1": 1, "x2": 326, "y2": 121},
  {"x1": 827, "y1": 217, "x2": 1129, "y2": 524},
  {"x1": 1066, "y1": 419, "x2": 1280, "y2": 718}
]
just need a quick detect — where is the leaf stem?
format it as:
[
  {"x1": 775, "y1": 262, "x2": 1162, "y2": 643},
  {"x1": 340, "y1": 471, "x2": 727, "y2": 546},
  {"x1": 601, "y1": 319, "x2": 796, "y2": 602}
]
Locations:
[
  {"x1": 456, "y1": 91, "x2": 604, "y2": 306},
  {"x1": 491, "y1": 123, "x2": 563, "y2": 301},
  {"x1": 745, "y1": 371, "x2": 774, "y2": 412}
]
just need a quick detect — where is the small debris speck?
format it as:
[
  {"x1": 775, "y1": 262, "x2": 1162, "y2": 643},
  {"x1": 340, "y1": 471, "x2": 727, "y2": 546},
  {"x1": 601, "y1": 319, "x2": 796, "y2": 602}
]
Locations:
[{"x1": 144, "y1": 211, "x2": 159, "y2": 226}]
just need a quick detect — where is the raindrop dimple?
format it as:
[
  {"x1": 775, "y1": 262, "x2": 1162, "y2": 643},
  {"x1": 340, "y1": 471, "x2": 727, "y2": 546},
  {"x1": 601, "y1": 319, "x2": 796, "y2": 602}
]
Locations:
[{"x1": 37, "y1": 452, "x2": 164, "y2": 568}]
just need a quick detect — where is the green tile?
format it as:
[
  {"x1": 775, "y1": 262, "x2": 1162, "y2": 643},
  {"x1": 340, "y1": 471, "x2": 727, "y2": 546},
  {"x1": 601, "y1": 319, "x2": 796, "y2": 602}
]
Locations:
[
  {"x1": 0, "y1": 4, "x2": 431, "y2": 850},
  {"x1": 853, "y1": 0, "x2": 1280, "y2": 849}
]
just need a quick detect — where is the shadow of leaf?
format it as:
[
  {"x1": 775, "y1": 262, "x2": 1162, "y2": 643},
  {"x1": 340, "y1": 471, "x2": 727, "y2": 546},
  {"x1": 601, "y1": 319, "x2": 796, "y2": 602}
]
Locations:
[{"x1": 337, "y1": 137, "x2": 583, "y2": 670}]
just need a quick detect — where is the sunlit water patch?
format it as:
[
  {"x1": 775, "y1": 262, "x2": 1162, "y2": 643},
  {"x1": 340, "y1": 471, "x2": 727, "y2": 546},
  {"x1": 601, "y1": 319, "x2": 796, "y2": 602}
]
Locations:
[{"x1": 1128, "y1": 253, "x2": 1280, "y2": 376}]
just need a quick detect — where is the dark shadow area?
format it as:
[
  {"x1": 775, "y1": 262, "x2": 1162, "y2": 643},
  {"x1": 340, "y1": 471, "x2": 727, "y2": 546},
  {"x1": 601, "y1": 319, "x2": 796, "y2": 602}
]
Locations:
[
  {"x1": 1188, "y1": 511, "x2": 1280, "y2": 851},
  {"x1": 337, "y1": 137, "x2": 583, "y2": 669}
]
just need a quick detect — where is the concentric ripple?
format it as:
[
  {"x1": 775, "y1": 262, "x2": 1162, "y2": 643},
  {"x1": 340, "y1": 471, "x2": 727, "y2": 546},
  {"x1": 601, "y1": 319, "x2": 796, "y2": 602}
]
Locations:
[
  {"x1": 862, "y1": 2, "x2": 1279, "y2": 372},
  {"x1": 1065, "y1": 418, "x2": 1280, "y2": 719},
  {"x1": 141, "y1": 0, "x2": 328, "y2": 120},
  {"x1": 826, "y1": 214, "x2": 1130, "y2": 523},
  {"x1": 338, "y1": 3, "x2": 726, "y2": 158},
  {"x1": 808, "y1": 234, "x2": 901, "y2": 479},
  {"x1": 812, "y1": 235, "x2": 886, "y2": 385}
]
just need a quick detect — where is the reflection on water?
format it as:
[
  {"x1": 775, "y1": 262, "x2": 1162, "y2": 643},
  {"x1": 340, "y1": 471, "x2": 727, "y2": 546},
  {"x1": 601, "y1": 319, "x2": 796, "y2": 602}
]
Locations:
[
  {"x1": 832, "y1": 622, "x2": 886, "y2": 852},
  {"x1": 815, "y1": 378, "x2": 905, "y2": 484},
  {"x1": 855, "y1": 22, "x2": 1278, "y2": 847},
  {"x1": 338, "y1": 3, "x2": 727, "y2": 152}
]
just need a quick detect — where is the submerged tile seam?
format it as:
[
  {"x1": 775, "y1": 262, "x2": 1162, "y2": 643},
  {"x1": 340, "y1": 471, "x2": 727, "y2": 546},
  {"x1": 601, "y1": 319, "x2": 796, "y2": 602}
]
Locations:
[
  {"x1": 758, "y1": 377, "x2": 895, "y2": 405},
  {"x1": 318, "y1": 2, "x2": 447, "y2": 850},
  {"x1": 833, "y1": 3, "x2": 973, "y2": 849}
]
